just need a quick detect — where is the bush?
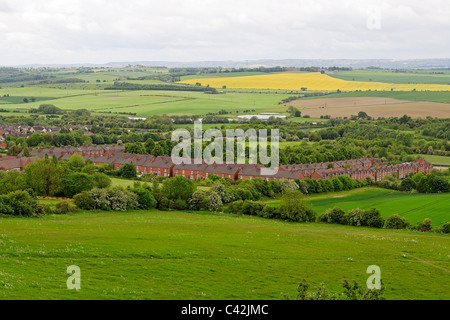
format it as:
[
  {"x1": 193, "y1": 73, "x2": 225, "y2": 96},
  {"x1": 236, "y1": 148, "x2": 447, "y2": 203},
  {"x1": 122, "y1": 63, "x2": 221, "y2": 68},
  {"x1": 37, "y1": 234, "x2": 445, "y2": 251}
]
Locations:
[
  {"x1": 55, "y1": 201, "x2": 76, "y2": 214},
  {"x1": 417, "y1": 218, "x2": 432, "y2": 232},
  {"x1": 261, "y1": 205, "x2": 279, "y2": 219},
  {"x1": 207, "y1": 191, "x2": 223, "y2": 212},
  {"x1": 189, "y1": 190, "x2": 208, "y2": 211},
  {"x1": 226, "y1": 200, "x2": 244, "y2": 214},
  {"x1": 317, "y1": 207, "x2": 345, "y2": 224},
  {"x1": 342, "y1": 208, "x2": 365, "y2": 226},
  {"x1": 385, "y1": 214, "x2": 409, "y2": 229},
  {"x1": 73, "y1": 191, "x2": 95, "y2": 210},
  {"x1": 361, "y1": 208, "x2": 384, "y2": 228},
  {"x1": 441, "y1": 221, "x2": 450, "y2": 234},
  {"x1": 92, "y1": 172, "x2": 112, "y2": 189},
  {"x1": 131, "y1": 187, "x2": 155, "y2": 209}
]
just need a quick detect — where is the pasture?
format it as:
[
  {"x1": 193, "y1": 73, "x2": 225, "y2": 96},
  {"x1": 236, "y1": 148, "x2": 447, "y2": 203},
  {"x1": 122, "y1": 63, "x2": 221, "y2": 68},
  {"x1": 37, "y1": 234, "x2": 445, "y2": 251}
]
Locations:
[
  {"x1": 0, "y1": 209, "x2": 448, "y2": 300},
  {"x1": 283, "y1": 97, "x2": 450, "y2": 118},
  {"x1": 305, "y1": 188, "x2": 450, "y2": 226},
  {"x1": 180, "y1": 72, "x2": 450, "y2": 91}
]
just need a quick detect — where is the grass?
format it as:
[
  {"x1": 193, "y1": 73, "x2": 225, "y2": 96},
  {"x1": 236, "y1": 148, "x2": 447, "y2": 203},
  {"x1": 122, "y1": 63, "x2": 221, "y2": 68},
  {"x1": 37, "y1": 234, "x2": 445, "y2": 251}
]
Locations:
[
  {"x1": 0, "y1": 209, "x2": 448, "y2": 300},
  {"x1": 306, "y1": 188, "x2": 450, "y2": 226},
  {"x1": 412, "y1": 155, "x2": 450, "y2": 166}
]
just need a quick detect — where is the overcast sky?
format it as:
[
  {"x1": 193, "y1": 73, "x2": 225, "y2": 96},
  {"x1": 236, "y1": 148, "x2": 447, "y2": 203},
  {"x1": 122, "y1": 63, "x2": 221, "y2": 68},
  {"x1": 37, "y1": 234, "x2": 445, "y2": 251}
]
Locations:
[{"x1": 0, "y1": 0, "x2": 449, "y2": 65}]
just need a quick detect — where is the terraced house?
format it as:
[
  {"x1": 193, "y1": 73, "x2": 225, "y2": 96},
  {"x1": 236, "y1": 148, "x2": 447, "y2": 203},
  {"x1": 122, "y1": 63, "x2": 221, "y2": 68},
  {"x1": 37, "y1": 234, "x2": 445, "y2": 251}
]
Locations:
[{"x1": 27, "y1": 145, "x2": 433, "y2": 182}]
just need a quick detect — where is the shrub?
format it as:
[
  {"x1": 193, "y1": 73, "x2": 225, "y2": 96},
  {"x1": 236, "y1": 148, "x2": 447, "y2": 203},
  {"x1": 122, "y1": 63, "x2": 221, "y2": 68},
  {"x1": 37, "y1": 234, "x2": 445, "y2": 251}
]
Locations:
[
  {"x1": 441, "y1": 222, "x2": 450, "y2": 234},
  {"x1": 5, "y1": 190, "x2": 39, "y2": 216},
  {"x1": 189, "y1": 190, "x2": 208, "y2": 211},
  {"x1": 92, "y1": 172, "x2": 112, "y2": 189},
  {"x1": 417, "y1": 218, "x2": 432, "y2": 232},
  {"x1": 261, "y1": 205, "x2": 279, "y2": 219},
  {"x1": 226, "y1": 200, "x2": 244, "y2": 214},
  {"x1": 55, "y1": 201, "x2": 76, "y2": 214},
  {"x1": 207, "y1": 191, "x2": 223, "y2": 212},
  {"x1": 342, "y1": 208, "x2": 365, "y2": 226},
  {"x1": 318, "y1": 207, "x2": 345, "y2": 224},
  {"x1": 88, "y1": 187, "x2": 138, "y2": 211},
  {"x1": 361, "y1": 208, "x2": 384, "y2": 228},
  {"x1": 385, "y1": 214, "x2": 409, "y2": 229},
  {"x1": 131, "y1": 187, "x2": 155, "y2": 209},
  {"x1": 170, "y1": 199, "x2": 188, "y2": 210},
  {"x1": 278, "y1": 190, "x2": 316, "y2": 222},
  {"x1": 73, "y1": 191, "x2": 94, "y2": 210}
]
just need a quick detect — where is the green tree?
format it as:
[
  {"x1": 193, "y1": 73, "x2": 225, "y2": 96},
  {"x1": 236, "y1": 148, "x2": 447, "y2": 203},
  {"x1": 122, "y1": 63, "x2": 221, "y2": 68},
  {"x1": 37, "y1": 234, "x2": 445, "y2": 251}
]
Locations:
[
  {"x1": 161, "y1": 175, "x2": 196, "y2": 202},
  {"x1": 69, "y1": 153, "x2": 85, "y2": 170},
  {"x1": 25, "y1": 158, "x2": 65, "y2": 196},
  {"x1": 62, "y1": 173, "x2": 95, "y2": 198},
  {"x1": 118, "y1": 163, "x2": 137, "y2": 178},
  {"x1": 144, "y1": 138, "x2": 156, "y2": 154}
]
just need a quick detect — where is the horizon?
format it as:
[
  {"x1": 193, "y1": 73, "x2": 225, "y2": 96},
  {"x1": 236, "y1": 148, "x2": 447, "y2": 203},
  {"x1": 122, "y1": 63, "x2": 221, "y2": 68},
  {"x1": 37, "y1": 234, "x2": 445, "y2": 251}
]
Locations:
[{"x1": 1, "y1": 0, "x2": 449, "y2": 65}]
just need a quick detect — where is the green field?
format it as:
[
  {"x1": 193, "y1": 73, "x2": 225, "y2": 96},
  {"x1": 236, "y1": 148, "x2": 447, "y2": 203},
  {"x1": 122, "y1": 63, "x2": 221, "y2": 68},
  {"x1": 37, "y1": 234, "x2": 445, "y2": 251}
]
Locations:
[
  {"x1": 0, "y1": 209, "x2": 448, "y2": 300},
  {"x1": 330, "y1": 70, "x2": 450, "y2": 85},
  {"x1": 0, "y1": 86, "x2": 292, "y2": 116},
  {"x1": 413, "y1": 155, "x2": 450, "y2": 166},
  {"x1": 306, "y1": 188, "x2": 450, "y2": 226}
]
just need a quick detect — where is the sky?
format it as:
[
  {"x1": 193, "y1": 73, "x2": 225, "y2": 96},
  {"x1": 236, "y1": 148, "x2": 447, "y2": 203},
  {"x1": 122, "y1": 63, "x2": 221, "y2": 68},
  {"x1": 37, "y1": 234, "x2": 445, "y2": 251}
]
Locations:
[{"x1": 0, "y1": 0, "x2": 449, "y2": 65}]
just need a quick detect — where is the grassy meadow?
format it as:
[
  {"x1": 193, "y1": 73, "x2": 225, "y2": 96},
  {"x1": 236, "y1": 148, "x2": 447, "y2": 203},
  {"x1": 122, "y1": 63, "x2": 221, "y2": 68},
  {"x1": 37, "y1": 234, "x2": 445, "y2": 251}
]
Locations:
[
  {"x1": 309, "y1": 188, "x2": 449, "y2": 226},
  {"x1": 0, "y1": 209, "x2": 448, "y2": 300},
  {"x1": 268, "y1": 188, "x2": 449, "y2": 226}
]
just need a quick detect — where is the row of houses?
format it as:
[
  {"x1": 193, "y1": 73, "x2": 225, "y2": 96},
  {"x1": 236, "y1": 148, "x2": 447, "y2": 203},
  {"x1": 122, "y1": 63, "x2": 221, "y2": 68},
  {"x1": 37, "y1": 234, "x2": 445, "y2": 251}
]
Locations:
[
  {"x1": 0, "y1": 155, "x2": 38, "y2": 171},
  {"x1": 27, "y1": 145, "x2": 433, "y2": 182},
  {"x1": 0, "y1": 125, "x2": 92, "y2": 139}
]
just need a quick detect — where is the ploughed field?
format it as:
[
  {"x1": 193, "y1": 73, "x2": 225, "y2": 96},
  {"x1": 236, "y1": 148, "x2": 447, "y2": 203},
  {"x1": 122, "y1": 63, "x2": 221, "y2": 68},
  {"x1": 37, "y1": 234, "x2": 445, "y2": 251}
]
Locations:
[
  {"x1": 0, "y1": 207, "x2": 448, "y2": 299},
  {"x1": 282, "y1": 97, "x2": 450, "y2": 118}
]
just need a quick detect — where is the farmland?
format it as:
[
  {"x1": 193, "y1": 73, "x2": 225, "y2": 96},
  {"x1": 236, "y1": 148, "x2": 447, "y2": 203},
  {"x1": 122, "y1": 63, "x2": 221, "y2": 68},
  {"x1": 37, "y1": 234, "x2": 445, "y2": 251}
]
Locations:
[
  {"x1": 329, "y1": 70, "x2": 450, "y2": 85},
  {"x1": 282, "y1": 97, "x2": 450, "y2": 118},
  {"x1": 0, "y1": 209, "x2": 448, "y2": 300},
  {"x1": 307, "y1": 188, "x2": 450, "y2": 226},
  {"x1": 180, "y1": 72, "x2": 450, "y2": 91}
]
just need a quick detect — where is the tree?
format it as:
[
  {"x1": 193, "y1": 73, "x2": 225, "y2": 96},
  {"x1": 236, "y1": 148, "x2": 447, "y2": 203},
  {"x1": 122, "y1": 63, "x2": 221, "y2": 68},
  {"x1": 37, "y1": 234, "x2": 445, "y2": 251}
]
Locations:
[
  {"x1": 161, "y1": 175, "x2": 196, "y2": 202},
  {"x1": 396, "y1": 132, "x2": 414, "y2": 147},
  {"x1": 400, "y1": 177, "x2": 416, "y2": 192},
  {"x1": 27, "y1": 133, "x2": 43, "y2": 147},
  {"x1": 25, "y1": 158, "x2": 65, "y2": 196},
  {"x1": 69, "y1": 153, "x2": 85, "y2": 170},
  {"x1": 118, "y1": 163, "x2": 137, "y2": 178},
  {"x1": 62, "y1": 173, "x2": 94, "y2": 198},
  {"x1": 144, "y1": 138, "x2": 156, "y2": 154},
  {"x1": 7, "y1": 145, "x2": 22, "y2": 156},
  {"x1": 278, "y1": 190, "x2": 316, "y2": 222},
  {"x1": 151, "y1": 143, "x2": 165, "y2": 156},
  {"x1": 131, "y1": 187, "x2": 155, "y2": 209},
  {"x1": 124, "y1": 142, "x2": 144, "y2": 154},
  {"x1": 92, "y1": 172, "x2": 112, "y2": 188}
]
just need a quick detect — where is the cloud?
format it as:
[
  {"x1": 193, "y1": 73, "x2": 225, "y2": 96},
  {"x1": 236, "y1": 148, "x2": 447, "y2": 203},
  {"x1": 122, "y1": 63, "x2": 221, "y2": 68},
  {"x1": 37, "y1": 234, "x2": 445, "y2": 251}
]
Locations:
[{"x1": 0, "y1": 0, "x2": 449, "y2": 65}]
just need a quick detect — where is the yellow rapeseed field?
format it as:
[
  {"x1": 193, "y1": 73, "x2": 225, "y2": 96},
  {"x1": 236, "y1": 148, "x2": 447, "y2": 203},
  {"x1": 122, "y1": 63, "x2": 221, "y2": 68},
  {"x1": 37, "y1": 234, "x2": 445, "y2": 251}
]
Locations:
[{"x1": 180, "y1": 72, "x2": 450, "y2": 91}]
